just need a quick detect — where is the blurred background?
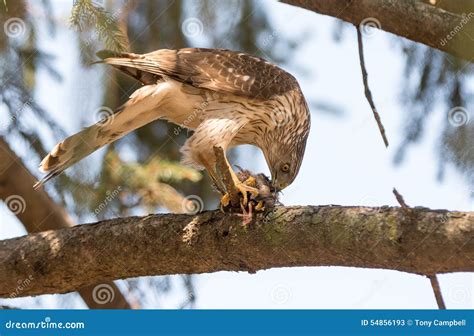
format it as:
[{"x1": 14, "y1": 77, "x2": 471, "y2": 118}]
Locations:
[{"x1": 0, "y1": 0, "x2": 472, "y2": 309}]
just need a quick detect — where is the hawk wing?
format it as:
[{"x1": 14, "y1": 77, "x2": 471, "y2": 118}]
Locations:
[{"x1": 99, "y1": 48, "x2": 299, "y2": 100}]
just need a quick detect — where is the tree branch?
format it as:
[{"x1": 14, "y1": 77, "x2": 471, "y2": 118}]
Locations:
[
  {"x1": 391, "y1": 188, "x2": 447, "y2": 308},
  {"x1": 356, "y1": 25, "x2": 389, "y2": 147},
  {"x1": 281, "y1": 0, "x2": 474, "y2": 63},
  {"x1": 428, "y1": 274, "x2": 446, "y2": 309},
  {"x1": 0, "y1": 205, "x2": 472, "y2": 298},
  {"x1": 0, "y1": 138, "x2": 133, "y2": 308}
]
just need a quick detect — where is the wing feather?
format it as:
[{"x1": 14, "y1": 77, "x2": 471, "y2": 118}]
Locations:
[{"x1": 100, "y1": 48, "x2": 299, "y2": 99}]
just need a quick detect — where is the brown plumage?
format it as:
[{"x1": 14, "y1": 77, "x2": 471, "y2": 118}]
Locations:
[
  {"x1": 35, "y1": 48, "x2": 311, "y2": 200},
  {"x1": 99, "y1": 48, "x2": 299, "y2": 98}
]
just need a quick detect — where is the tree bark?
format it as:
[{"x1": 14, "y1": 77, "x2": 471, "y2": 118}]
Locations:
[
  {"x1": 282, "y1": 0, "x2": 474, "y2": 63},
  {"x1": 0, "y1": 138, "x2": 132, "y2": 308},
  {"x1": 422, "y1": 0, "x2": 474, "y2": 15},
  {"x1": 0, "y1": 205, "x2": 472, "y2": 298}
]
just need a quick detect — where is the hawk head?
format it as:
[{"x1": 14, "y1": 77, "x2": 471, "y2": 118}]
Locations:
[
  {"x1": 260, "y1": 89, "x2": 311, "y2": 192},
  {"x1": 263, "y1": 126, "x2": 309, "y2": 192}
]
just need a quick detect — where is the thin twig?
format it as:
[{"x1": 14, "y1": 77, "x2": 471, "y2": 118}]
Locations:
[
  {"x1": 392, "y1": 187, "x2": 412, "y2": 216},
  {"x1": 392, "y1": 187, "x2": 447, "y2": 309},
  {"x1": 213, "y1": 146, "x2": 239, "y2": 206},
  {"x1": 428, "y1": 274, "x2": 447, "y2": 309},
  {"x1": 356, "y1": 25, "x2": 389, "y2": 148}
]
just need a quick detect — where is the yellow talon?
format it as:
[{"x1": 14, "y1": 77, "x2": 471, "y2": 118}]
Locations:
[
  {"x1": 235, "y1": 182, "x2": 259, "y2": 207},
  {"x1": 220, "y1": 193, "x2": 230, "y2": 207},
  {"x1": 243, "y1": 176, "x2": 257, "y2": 188},
  {"x1": 255, "y1": 200, "x2": 265, "y2": 211}
]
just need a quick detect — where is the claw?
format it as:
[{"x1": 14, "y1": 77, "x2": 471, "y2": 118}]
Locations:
[
  {"x1": 255, "y1": 200, "x2": 265, "y2": 212},
  {"x1": 235, "y1": 182, "x2": 259, "y2": 207},
  {"x1": 239, "y1": 200, "x2": 254, "y2": 227},
  {"x1": 220, "y1": 193, "x2": 230, "y2": 212},
  {"x1": 243, "y1": 176, "x2": 257, "y2": 188}
]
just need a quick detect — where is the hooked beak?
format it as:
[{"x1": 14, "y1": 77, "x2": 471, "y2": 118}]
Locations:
[
  {"x1": 271, "y1": 175, "x2": 284, "y2": 193},
  {"x1": 272, "y1": 178, "x2": 290, "y2": 192},
  {"x1": 271, "y1": 173, "x2": 278, "y2": 191}
]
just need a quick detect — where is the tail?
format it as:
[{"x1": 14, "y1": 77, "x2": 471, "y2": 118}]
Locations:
[
  {"x1": 95, "y1": 49, "x2": 162, "y2": 85},
  {"x1": 34, "y1": 85, "x2": 165, "y2": 189}
]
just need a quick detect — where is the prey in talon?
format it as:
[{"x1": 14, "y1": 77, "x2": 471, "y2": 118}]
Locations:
[
  {"x1": 35, "y1": 48, "x2": 309, "y2": 219},
  {"x1": 220, "y1": 168, "x2": 280, "y2": 217}
]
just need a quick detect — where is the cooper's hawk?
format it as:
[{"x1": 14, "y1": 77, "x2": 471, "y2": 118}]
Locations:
[{"x1": 35, "y1": 48, "x2": 311, "y2": 208}]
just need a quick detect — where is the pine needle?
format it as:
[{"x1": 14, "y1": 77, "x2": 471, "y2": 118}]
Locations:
[{"x1": 69, "y1": 0, "x2": 129, "y2": 52}]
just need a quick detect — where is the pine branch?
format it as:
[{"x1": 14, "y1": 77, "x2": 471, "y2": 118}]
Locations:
[
  {"x1": 282, "y1": 0, "x2": 474, "y2": 64},
  {"x1": 0, "y1": 205, "x2": 472, "y2": 298},
  {"x1": 70, "y1": 0, "x2": 129, "y2": 52},
  {"x1": 0, "y1": 138, "x2": 133, "y2": 308}
]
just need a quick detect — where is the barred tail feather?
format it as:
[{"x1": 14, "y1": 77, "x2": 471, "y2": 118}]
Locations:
[
  {"x1": 34, "y1": 125, "x2": 101, "y2": 189},
  {"x1": 34, "y1": 84, "x2": 166, "y2": 189},
  {"x1": 99, "y1": 56, "x2": 163, "y2": 85}
]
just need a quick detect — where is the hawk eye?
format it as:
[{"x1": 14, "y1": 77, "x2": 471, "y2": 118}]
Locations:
[{"x1": 281, "y1": 163, "x2": 290, "y2": 173}]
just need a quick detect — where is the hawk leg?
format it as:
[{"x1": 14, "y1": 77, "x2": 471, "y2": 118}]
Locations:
[
  {"x1": 198, "y1": 153, "x2": 226, "y2": 194},
  {"x1": 211, "y1": 146, "x2": 260, "y2": 210},
  {"x1": 221, "y1": 154, "x2": 259, "y2": 208}
]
